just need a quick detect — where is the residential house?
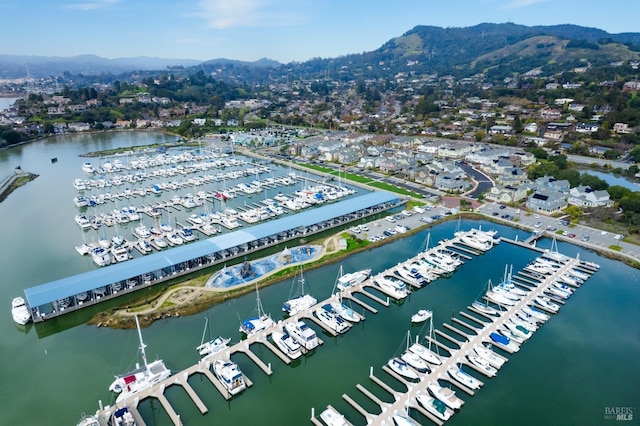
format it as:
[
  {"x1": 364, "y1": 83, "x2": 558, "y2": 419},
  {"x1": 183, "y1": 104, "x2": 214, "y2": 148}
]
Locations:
[
  {"x1": 497, "y1": 167, "x2": 528, "y2": 186},
  {"x1": 68, "y1": 122, "x2": 90, "y2": 132},
  {"x1": 575, "y1": 123, "x2": 600, "y2": 133},
  {"x1": 525, "y1": 190, "x2": 567, "y2": 214},
  {"x1": 485, "y1": 185, "x2": 527, "y2": 204},
  {"x1": 567, "y1": 186, "x2": 614, "y2": 208},
  {"x1": 589, "y1": 146, "x2": 608, "y2": 156},
  {"x1": 534, "y1": 176, "x2": 570, "y2": 194},
  {"x1": 613, "y1": 123, "x2": 633, "y2": 134},
  {"x1": 434, "y1": 171, "x2": 471, "y2": 192}
]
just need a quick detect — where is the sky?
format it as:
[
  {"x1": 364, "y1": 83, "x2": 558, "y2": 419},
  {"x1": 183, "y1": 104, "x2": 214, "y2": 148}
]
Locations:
[{"x1": 2, "y1": 0, "x2": 639, "y2": 63}]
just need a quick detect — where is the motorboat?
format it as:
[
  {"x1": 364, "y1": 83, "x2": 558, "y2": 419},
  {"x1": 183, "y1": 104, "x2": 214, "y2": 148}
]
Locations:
[
  {"x1": 466, "y1": 354, "x2": 498, "y2": 377},
  {"x1": 391, "y1": 412, "x2": 420, "y2": 426},
  {"x1": 319, "y1": 406, "x2": 351, "y2": 426},
  {"x1": 374, "y1": 275, "x2": 409, "y2": 299},
  {"x1": 282, "y1": 266, "x2": 317, "y2": 316},
  {"x1": 75, "y1": 214, "x2": 92, "y2": 229},
  {"x1": 108, "y1": 316, "x2": 171, "y2": 403},
  {"x1": 82, "y1": 162, "x2": 95, "y2": 173},
  {"x1": 271, "y1": 330, "x2": 302, "y2": 360},
  {"x1": 416, "y1": 393, "x2": 453, "y2": 421},
  {"x1": 315, "y1": 304, "x2": 351, "y2": 334},
  {"x1": 504, "y1": 321, "x2": 532, "y2": 341},
  {"x1": 472, "y1": 344, "x2": 505, "y2": 369},
  {"x1": 427, "y1": 381, "x2": 463, "y2": 410},
  {"x1": 447, "y1": 365, "x2": 482, "y2": 390},
  {"x1": 91, "y1": 247, "x2": 112, "y2": 267},
  {"x1": 11, "y1": 297, "x2": 31, "y2": 325},
  {"x1": 285, "y1": 320, "x2": 319, "y2": 350},
  {"x1": 213, "y1": 358, "x2": 246, "y2": 396},
  {"x1": 336, "y1": 267, "x2": 371, "y2": 291},
  {"x1": 196, "y1": 316, "x2": 231, "y2": 357},
  {"x1": 111, "y1": 246, "x2": 130, "y2": 262},
  {"x1": 411, "y1": 309, "x2": 432, "y2": 324},
  {"x1": 546, "y1": 284, "x2": 571, "y2": 299},
  {"x1": 387, "y1": 357, "x2": 419, "y2": 381},
  {"x1": 111, "y1": 407, "x2": 135, "y2": 426}
]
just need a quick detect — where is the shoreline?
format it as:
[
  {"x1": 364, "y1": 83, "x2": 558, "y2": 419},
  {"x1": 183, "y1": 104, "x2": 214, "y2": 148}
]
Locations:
[{"x1": 87, "y1": 211, "x2": 640, "y2": 329}]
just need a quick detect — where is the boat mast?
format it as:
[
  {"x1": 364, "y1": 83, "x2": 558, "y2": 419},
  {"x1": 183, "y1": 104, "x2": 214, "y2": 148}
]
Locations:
[
  {"x1": 134, "y1": 315, "x2": 148, "y2": 368},
  {"x1": 200, "y1": 315, "x2": 209, "y2": 347}
]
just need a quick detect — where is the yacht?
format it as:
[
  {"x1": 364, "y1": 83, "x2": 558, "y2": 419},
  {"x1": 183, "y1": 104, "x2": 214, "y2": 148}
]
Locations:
[
  {"x1": 387, "y1": 357, "x2": 419, "y2": 381},
  {"x1": 271, "y1": 330, "x2": 302, "y2": 360},
  {"x1": 416, "y1": 393, "x2": 452, "y2": 421},
  {"x1": 82, "y1": 162, "x2": 95, "y2": 173},
  {"x1": 336, "y1": 267, "x2": 371, "y2": 291},
  {"x1": 111, "y1": 246, "x2": 130, "y2": 263},
  {"x1": 315, "y1": 304, "x2": 351, "y2": 334},
  {"x1": 447, "y1": 365, "x2": 482, "y2": 390},
  {"x1": 458, "y1": 234, "x2": 492, "y2": 251},
  {"x1": 374, "y1": 276, "x2": 409, "y2": 299},
  {"x1": 427, "y1": 381, "x2": 463, "y2": 410},
  {"x1": 285, "y1": 320, "x2": 319, "y2": 350},
  {"x1": 11, "y1": 297, "x2": 31, "y2": 325},
  {"x1": 91, "y1": 247, "x2": 112, "y2": 267},
  {"x1": 408, "y1": 342, "x2": 442, "y2": 366},
  {"x1": 319, "y1": 406, "x2": 351, "y2": 426},
  {"x1": 75, "y1": 214, "x2": 92, "y2": 229},
  {"x1": 108, "y1": 316, "x2": 171, "y2": 403},
  {"x1": 411, "y1": 309, "x2": 432, "y2": 324},
  {"x1": 213, "y1": 358, "x2": 246, "y2": 396}
]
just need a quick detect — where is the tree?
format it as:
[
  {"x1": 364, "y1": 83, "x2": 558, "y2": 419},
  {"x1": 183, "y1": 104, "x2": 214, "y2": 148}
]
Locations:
[
  {"x1": 527, "y1": 147, "x2": 548, "y2": 160},
  {"x1": 513, "y1": 115, "x2": 523, "y2": 133},
  {"x1": 564, "y1": 205, "x2": 584, "y2": 222},
  {"x1": 579, "y1": 174, "x2": 609, "y2": 190},
  {"x1": 607, "y1": 185, "x2": 632, "y2": 201}
]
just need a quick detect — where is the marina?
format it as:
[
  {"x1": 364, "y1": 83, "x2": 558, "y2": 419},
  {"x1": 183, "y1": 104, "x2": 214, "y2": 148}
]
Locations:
[
  {"x1": 1, "y1": 132, "x2": 638, "y2": 426},
  {"x1": 77, "y1": 230, "x2": 596, "y2": 425}
]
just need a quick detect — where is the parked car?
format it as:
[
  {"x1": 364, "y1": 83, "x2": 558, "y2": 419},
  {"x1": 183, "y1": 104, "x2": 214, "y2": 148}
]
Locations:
[{"x1": 499, "y1": 205, "x2": 507, "y2": 210}]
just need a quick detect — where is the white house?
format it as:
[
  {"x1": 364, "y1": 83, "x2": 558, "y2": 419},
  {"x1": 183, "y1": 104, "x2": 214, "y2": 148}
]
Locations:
[{"x1": 567, "y1": 186, "x2": 614, "y2": 208}]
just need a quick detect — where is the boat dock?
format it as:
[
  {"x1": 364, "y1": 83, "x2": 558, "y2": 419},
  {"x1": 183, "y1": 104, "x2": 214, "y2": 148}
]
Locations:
[{"x1": 322, "y1": 253, "x2": 596, "y2": 425}]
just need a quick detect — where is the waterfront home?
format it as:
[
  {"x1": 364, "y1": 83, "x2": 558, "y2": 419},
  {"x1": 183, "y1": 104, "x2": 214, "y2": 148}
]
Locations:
[
  {"x1": 534, "y1": 176, "x2": 570, "y2": 194},
  {"x1": 485, "y1": 184, "x2": 528, "y2": 204},
  {"x1": 567, "y1": 186, "x2": 614, "y2": 208},
  {"x1": 526, "y1": 190, "x2": 567, "y2": 214}
]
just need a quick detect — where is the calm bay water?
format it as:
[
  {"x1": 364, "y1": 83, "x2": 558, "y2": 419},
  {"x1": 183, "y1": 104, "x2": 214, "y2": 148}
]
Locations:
[{"x1": 0, "y1": 133, "x2": 638, "y2": 426}]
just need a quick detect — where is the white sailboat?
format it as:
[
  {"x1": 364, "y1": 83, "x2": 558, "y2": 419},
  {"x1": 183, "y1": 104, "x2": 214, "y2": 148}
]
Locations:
[
  {"x1": 409, "y1": 310, "x2": 442, "y2": 366},
  {"x1": 196, "y1": 315, "x2": 231, "y2": 357},
  {"x1": 239, "y1": 284, "x2": 275, "y2": 336},
  {"x1": 282, "y1": 265, "x2": 317, "y2": 316},
  {"x1": 108, "y1": 315, "x2": 171, "y2": 403}
]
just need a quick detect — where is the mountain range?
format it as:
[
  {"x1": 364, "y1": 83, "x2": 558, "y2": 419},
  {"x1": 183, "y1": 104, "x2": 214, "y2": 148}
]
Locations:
[{"x1": 2, "y1": 23, "x2": 640, "y2": 80}]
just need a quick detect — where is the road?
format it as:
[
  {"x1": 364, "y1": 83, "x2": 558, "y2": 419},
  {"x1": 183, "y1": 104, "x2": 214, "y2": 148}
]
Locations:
[{"x1": 458, "y1": 163, "x2": 494, "y2": 198}]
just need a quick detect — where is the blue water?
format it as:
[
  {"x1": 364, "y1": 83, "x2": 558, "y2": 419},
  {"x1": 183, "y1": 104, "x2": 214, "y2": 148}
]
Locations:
[{"x1": 581, "y1": 169, "x2": 640, "y2": 191}]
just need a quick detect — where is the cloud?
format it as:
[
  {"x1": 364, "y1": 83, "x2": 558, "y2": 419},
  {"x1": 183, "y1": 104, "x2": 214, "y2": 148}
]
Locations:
[
  {"x1": 68, "y1": 0, "x2": 120, "y2": 11},
  {"x1": 503, "y1": 0, "x2": 551, "y2": 9},
  {"x1": 195, "y1": 0, "x2": 305, "y2": 29}
]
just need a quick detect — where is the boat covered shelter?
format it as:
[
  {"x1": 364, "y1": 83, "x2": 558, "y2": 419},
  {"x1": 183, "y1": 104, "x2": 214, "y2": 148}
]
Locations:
[{"x1": 24, "y1": 191, "x2": 400, "y2": 322}]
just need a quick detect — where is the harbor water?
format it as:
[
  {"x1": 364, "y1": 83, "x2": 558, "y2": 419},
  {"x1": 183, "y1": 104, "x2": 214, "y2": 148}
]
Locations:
[{"x1": 0, "y1": 132, "x2": 638, "y2": 425}]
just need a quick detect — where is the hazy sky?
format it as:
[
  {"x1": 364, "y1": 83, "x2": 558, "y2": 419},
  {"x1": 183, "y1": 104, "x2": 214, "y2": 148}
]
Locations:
[{"x1": 3, "y1": 0, "x2": 639, "y2": 63}]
